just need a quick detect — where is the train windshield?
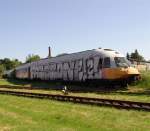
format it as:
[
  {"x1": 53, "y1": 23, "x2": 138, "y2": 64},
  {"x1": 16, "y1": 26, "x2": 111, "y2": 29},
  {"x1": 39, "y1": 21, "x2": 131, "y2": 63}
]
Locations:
[{"x1": 115, "y1": 57, "x2": 131, "y2": 68}]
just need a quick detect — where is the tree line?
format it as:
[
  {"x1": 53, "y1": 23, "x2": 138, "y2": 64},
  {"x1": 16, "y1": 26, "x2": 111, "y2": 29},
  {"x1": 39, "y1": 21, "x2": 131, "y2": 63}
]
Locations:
[{"x1": 126, "y1": 49, "x2": 144, "y2": 61}]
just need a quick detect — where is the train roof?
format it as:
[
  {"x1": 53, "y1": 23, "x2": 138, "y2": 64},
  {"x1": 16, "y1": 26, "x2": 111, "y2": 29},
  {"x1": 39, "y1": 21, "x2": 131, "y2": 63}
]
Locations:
[
  {"x1": 31, "y1": 48, "x2": 124, "y2": 64},
  {"x1": 15, "y1": 63, "x2": 30, "y2": 70},
  {"x1": 15, "y1": 48, "x2": 125, "y2": 68},
  {"x1": 53, "y1": 48, "x2": 124, "y2": 58}
]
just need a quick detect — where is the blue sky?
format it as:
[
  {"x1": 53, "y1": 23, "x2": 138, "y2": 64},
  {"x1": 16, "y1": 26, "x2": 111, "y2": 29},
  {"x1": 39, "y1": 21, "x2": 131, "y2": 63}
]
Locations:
[{"x1": 0, "y1": 0, "x2": 150, "y2": 62}]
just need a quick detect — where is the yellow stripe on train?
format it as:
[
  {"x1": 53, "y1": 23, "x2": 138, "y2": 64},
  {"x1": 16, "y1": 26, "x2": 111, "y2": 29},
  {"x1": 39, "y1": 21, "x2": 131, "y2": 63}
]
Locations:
[{"x1": 102, "y1": 67, "x2": 140, "y2": 80}]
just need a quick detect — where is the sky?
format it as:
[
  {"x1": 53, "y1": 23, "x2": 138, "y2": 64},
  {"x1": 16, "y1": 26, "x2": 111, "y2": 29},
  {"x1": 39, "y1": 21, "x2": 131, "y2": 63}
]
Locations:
[{"x1": 0, "y1": 0, "x2": 150, "y2": 62}]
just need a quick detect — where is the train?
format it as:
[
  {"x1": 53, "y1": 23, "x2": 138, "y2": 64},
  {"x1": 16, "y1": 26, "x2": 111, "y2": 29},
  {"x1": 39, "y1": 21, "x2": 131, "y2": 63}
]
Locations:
[{"x1": 5, "y1": 48, "x2": 141, "y2": 87}]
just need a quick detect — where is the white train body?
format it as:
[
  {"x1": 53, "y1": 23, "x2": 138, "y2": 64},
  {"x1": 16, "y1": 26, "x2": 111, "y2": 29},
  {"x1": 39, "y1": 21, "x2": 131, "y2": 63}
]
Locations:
[{"x1": 12, "y1": 48, "x2": 140, "y2": 84}]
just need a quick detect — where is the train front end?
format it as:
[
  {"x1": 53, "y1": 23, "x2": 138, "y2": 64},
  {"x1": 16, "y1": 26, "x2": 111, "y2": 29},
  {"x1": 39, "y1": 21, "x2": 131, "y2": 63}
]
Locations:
[
  {"x1": 101, "y1": 51, "x2": 141, "y2": 86},
  {"x1": 114, "y1": 57, "x2": 140, "y2": 83}
]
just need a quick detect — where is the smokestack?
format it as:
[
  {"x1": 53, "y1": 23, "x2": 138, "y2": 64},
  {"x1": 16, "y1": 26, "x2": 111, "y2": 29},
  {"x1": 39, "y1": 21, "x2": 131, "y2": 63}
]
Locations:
[{"x1": 48, "y1": 46, "x2": 51, "y2": 58}]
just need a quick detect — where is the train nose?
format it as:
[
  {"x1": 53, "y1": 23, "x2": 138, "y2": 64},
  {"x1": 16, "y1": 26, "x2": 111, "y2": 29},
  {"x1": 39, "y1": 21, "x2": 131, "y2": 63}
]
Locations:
[
  {"x1": 126, "y1": 67, "x2": 141, "y2": 83},
  {"x1": 126, "y1": 67, "x2": 140, "y2": 75}
]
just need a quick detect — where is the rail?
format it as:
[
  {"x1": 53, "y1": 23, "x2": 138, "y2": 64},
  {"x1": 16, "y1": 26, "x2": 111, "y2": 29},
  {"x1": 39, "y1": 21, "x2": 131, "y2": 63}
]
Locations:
[{"x1": 0, "y1": 90, "x2": 150, "y2": 111}]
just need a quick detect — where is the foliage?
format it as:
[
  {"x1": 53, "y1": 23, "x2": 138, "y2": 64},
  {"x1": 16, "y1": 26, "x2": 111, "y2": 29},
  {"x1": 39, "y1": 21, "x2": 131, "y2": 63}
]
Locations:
[
  {"x1": 12, "y1": 59, "x2": 22, "y2": 68},
  {"x1": 126, "y1": 49, "x2": 144, "y2": 61},
  {"x1": 0, "y1": 58, "x2": 22, "y2": 78},
  {"x1": 126, "y1": 52, "x2": 130, "y2": 60},
  {"x1": 0, "y1": 65, "x2": 5, "y2": 78},
  {"x1": 26, "y1": 54, "x2": 40, "y2": 63},
  {"x1": 0, "y1": 58, "x2": 22, "y2": 70}
]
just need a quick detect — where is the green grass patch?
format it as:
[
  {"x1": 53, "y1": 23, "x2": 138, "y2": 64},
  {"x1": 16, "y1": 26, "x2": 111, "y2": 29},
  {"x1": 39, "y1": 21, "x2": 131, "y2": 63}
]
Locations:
[
  {"x1": 135, "y1": 71, "x2": 150, "y2": 88},
  {"x1": 0, "y1": 79, "x2": 30, "y2": 86},
  {"x1": 0, "y1": 94, "x2": 150, "y2": 131},
  {"x1": 0, "y1": 79, "x2": 14, "y2": 86}
]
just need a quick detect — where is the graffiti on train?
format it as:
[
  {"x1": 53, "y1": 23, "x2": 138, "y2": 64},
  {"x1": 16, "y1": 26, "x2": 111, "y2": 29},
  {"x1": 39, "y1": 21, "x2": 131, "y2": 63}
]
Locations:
[{"x1": 31, "y1": 56, "x2": 103, "y2": 81}]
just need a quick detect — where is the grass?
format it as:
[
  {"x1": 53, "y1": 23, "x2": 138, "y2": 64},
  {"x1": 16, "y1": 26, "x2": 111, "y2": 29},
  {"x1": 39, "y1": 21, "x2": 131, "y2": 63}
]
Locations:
[
  {"x1": 135, "y1": 71, "x2": 150, "y2": 88},
  {"x1": 0, "y1": 79, "x2": 15, "y2": 86},
  {"x1": 0, "y1": 94, "x2": 150, "y2": 131},
  {"x1": 0, "y1": 72, "x2": 150, "y2": 130}
]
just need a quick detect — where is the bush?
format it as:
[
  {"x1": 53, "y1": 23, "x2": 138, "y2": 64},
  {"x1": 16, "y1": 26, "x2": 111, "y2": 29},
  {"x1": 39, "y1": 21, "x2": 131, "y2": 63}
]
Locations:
[{"x1": 0, "y1": 65, "x2": 5, "y2": 78}]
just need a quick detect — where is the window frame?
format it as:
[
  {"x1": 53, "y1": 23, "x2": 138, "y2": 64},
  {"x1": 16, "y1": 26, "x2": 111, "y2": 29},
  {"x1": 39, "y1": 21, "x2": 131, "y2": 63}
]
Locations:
[{"x1": 103, "y1": 57, "x2": 111, "y2": 68}]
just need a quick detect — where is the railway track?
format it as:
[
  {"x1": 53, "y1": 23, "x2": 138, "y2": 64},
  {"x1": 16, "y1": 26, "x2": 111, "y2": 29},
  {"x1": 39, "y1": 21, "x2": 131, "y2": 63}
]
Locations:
[{"x1": 0, "y1": 90, "x2": 150, "y2": 111}]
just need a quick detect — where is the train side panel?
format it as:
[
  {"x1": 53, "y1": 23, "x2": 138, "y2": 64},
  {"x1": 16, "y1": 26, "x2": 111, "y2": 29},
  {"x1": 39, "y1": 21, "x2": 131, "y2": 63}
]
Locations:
[
  {"x1": 15, "y1": 63, "x2": 31, "y2": 79},
  {"x1": 30, "y1": 50, "x2": 104, "y2": 81}
]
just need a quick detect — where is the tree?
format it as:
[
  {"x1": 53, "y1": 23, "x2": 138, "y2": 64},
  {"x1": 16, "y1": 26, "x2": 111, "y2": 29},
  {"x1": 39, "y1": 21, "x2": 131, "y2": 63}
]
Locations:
[
  {"x1": 11, "y1": 59, "x2": 22, "y2": 68},
  {"x1": 127, "y1": 49, "x2": 144, "y2": 61},
  {"x1": 1, "y1": 58, "x2": 14, "y2": 70},
  {"x1": 0, "y1": 64, "x2": 5, "y2": 78},
  {"x1": 130, "y1": 49, "x2": 144, "y2": 61},
  {"x1": 0, "y1": 58, "x2": 22, "y2": 72},
  {"x1": 126, "y1": 52, "x2": 130, "y2": 60},
  {"x1": 26, "y1": 54, "x2": 40, "y2": 63},
  {"x1": 0, "y1": 58, "x2": 22, "y2": 70}
]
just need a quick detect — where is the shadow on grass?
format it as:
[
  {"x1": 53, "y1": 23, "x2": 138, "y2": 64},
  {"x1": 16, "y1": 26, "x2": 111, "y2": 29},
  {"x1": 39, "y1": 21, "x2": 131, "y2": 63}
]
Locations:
[
  {"x1": 4, "y1": 78, "x2": 127, "y2": 91},
  {"x1": 6, "y1": 78, "x2": 64, "y2": 90},
  {"x1": 3, "y1": 78, "x2": 150, "y2": 97}
]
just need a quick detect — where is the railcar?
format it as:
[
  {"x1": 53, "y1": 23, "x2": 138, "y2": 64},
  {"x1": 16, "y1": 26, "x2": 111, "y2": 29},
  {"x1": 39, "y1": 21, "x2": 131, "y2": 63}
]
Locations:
[
  {"x1": 9, "y1": 48, "x2": 140, "y2": 86},
  {"x1": 15, "y1": 63, "x2": 31, "y2": 79}
]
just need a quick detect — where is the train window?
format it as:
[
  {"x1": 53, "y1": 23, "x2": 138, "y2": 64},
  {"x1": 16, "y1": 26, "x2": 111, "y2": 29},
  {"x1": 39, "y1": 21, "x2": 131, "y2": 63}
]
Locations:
[
  {"x1": 115, "y1": 57, "x2": 130, "y2": 68},
  {"x1": 103, "y1": 57, "x2": 110, "y2": 68}
]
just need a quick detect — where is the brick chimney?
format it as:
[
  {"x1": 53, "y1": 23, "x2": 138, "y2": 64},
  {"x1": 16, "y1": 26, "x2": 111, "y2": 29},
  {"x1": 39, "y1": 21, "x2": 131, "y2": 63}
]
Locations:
[{"x1": 48, "y1": 46, "x2": 51, "y2": 58}]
